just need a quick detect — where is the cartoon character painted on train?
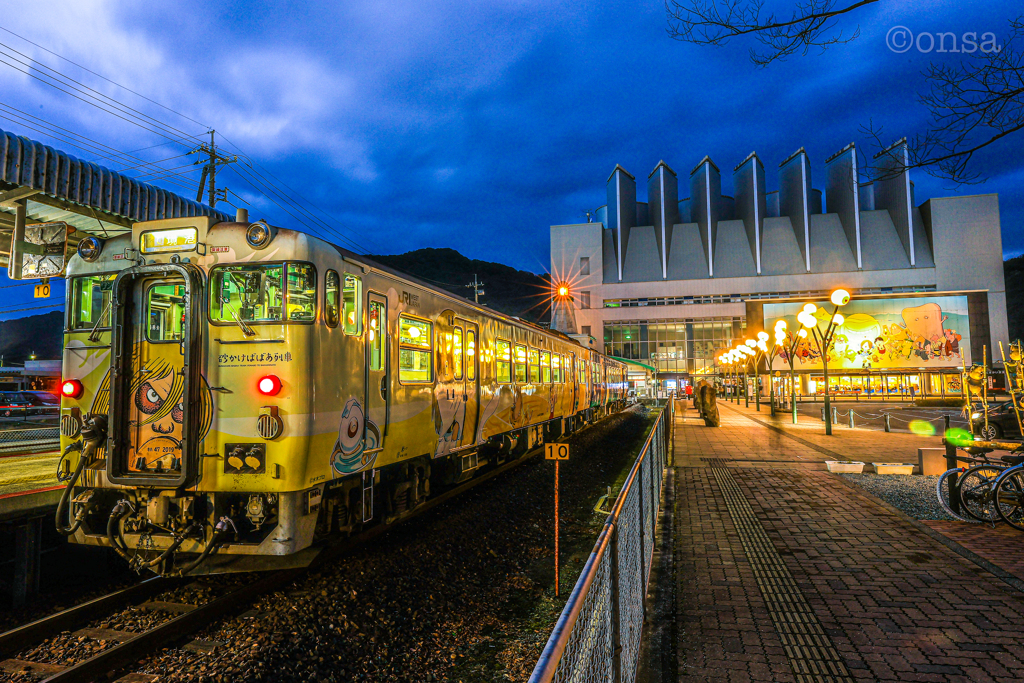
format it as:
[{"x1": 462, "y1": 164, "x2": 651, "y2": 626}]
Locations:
[
  {"x1": 87, "y1": 351, "x2": 214, "y2": 472},
  {"x1": 331, "y1": 397, "x2": 381, "y2": 476}
]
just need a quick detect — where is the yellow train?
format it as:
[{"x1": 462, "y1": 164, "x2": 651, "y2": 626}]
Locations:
[{"x1": 56, "y1": 213, "x2": 628, "y2": 574}]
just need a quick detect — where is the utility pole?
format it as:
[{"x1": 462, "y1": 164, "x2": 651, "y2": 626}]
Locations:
[
  {"x1": 189, "y1": 130, "x2": 238, "y2": 208},
  {"x1": 466, "y1": 274, "x2": 485, "y2": 304}
]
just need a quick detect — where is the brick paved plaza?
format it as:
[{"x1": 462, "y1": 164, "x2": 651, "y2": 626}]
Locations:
[{"x1": 672, "y1": 400, "x2": 1024, "y2": 682}]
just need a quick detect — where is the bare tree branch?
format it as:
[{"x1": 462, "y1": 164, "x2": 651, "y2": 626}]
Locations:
[
  {"x1": 665, "y1": 0, "x2": 879, "y2": 65},
  {"x1": 862, "y1": 16, "x2": 1024, "y2": 185}
]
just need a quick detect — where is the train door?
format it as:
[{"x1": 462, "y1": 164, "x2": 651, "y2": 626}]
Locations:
[
  {"x1": 455, "y1": 319, "x2": 480, "y2": 446},
  {"x1": 365, "y1": 292, "x2": 389, "y2": 450},
  {"x1": 570, "y1": 352, "x2": 579, "y2": 413},
  {"x1": 107, "y1": 263, "x2": 204, "y2": 487}
]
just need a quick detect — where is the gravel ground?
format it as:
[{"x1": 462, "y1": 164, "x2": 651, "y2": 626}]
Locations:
[
  {"x1": 837, "y1": 473, "x2": 955, "y2": 521},
  {"x1": 126, "y1": 407, "x2": 654, "y2": 683}
]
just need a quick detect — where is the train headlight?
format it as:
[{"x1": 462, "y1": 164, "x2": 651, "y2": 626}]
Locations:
[
  {"x1": 258, "y1": 375, "x2": 283, "y2": 396},
  {"x1": 245, "y1": 221, "x2": 277, "y2": 250},
  {"x1": 61, "y1": 379, "x2": 84, "y2": 399},
  {"x1": 77, "y1": 236, "x2": 104, "y2": 262}
]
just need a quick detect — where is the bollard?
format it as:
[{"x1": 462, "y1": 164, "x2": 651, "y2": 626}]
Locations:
[
  {"x1": 832, "y1": 406, "x2": 838, "y2": 424},
  {"x1": 944, "y1": 440, "x2": 962, "y2": 515},
  {"x1": 944, "y1": 414, "x2": 950, "y2": 435},
  {"x1": 849, "y1": 410, "x2": 855, "y2": 429},
  {"x1": 820, "y1": 407, "x2": 825, "y2": 422},
  {"x1": 884, "y1": 413, "x2": 891, "y2": 432}
]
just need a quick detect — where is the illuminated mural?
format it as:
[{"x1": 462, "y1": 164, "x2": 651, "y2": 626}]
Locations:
[{"x1": 765, "y1": 296, "x2": 972, "y2": 371}]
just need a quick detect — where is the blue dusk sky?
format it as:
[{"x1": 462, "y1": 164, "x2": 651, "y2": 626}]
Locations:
[{"x1": 0, "y1": 0, "x2": 1021, "y2": 319}]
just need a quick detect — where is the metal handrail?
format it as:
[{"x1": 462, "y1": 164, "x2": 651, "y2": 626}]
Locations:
[{"x1": 527, "y1": 398, "x2": 671, "y2": 683}]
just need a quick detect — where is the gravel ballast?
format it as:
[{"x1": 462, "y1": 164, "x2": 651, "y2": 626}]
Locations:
[{"x1": 837, "y1": 473, "x2": 955, "y2": 521}]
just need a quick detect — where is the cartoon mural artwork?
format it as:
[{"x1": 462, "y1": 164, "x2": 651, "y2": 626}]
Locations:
[
  {"x1": 331, "y1": 397, "x2": 381, "y2": 476},
  {"x1": 766, "y1": 296, "x2": 971, "y2": 372},
  {"x1": 89, "y1": 350, "x2": 214, "y2": 473}
]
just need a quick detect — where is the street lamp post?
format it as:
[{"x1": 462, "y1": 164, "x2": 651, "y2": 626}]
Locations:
[
  {"x1": 774, "y1": 318, "x2": 811, "y2": 424},
  {"x1": 798, "y1": 289, "x2": 851, "y2": 436}
]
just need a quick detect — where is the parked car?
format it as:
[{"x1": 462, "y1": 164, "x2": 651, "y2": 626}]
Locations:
[
  {"x1": 21, "y1": 391, "x2": 60, "y2": 415},
  {"x1": 0, "y1": 391, "x2": 33, "y2": 417},
  {"x1": 971, "y1": 402, "x2": 1024, "y2": 440}
]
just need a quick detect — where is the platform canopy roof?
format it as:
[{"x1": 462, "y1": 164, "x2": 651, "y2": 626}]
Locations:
[{"x1": 0, "y1": 126, "x2": 232, "y2": 267}]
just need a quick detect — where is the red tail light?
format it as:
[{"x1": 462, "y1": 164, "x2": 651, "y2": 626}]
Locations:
[
  {"x1": 61, "y1": 379, "x2": 84, "y2": 399},
  {"x1": 257, "y1": 375, "x2": 282, "y2": 396}
]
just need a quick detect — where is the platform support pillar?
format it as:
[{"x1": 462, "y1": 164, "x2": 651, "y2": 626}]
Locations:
[{"x1": 13, "y1": 516, "x2": 42, "y2": 609}]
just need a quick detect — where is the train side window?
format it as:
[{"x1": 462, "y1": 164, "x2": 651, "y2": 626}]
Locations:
[
  {"x1": 399, "y1": 315, "x2": 432, "y2": 382},
  {"x1": 541, "y1": 351, "x2": 551, "y2": 383},
  {"x1": 453, "y1": 327, "x2": 464, "y2": 380},
  {"x1": 467, "y1": 331, "x2": 477, "y2": 381},
  {"x1": 514, "y1": 344, "x2": 527, "y2": 383},
  {"x1": 528, "y1": 348, "x2": 540, "y2": 383},
  {"x1": 496, "y1": 339, "x2": 511, "y2": 383},
  {"x1": 324, "y1": 270, "x2": 340, "y2": 328},
  {"x1": 343, "y1": 274, "x2": 362, "y2": 334},
  {"x1": 551, "y1": 354, "x2": 561, "y2": 383},
  {"x1": 369, "y1": 302, "x2": 384, "y2": 370},
  {"x1": 286, "y1": 263, "x2": 317, "y2": 322}
]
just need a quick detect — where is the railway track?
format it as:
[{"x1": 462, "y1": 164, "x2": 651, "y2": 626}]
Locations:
[{"x1": 0, "y1": 442, "x2": 550, "y2": 682}]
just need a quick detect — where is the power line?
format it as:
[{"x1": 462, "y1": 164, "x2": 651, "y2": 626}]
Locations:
[
  {"x1": 0, "y1": 24, "x2": 209, "y2": 130},
  {"x1": 0, "y1": 303, "x2": 62, "y2": 315}
]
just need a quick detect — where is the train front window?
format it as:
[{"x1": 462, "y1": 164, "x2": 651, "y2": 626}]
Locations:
[
  {"x1": 399, "y1": 315, "x2": 432, "y2": 383},
  {"x1": 210, "y1": 264, "x2": 284, "y2": 323},
  {"x1": 496, "y1": 339, "x2": 511, "y2": 383},
  {"x1": 287, "y1": 263, "x2": 317, "y2": 322},
  {"x1": 68, "y1": 273, "x2": 116, "y2": 330},
  {"x1": 146, "y1": 283, "x2": 186, "y2": 342}
]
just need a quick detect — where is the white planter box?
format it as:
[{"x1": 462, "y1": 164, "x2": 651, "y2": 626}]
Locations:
[
  {"x1": 825, "y1": 460, "x2": 865, "y2": 473},
  {"x1": 873, "y1": 463, "x2": 915, "y2": 475}
]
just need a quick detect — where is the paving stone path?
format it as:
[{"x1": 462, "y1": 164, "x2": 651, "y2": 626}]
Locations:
[{"x1": 674, "y1": 400, "x2": 1024, "y2": 682}]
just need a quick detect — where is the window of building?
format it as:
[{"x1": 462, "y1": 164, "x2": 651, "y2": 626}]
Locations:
[
  {"x1": 343, "y1": 274, "x2": 362, "y2": 334},
  {"x1": 581, "y1": 325, "x2": 592, "y2": 336},
  {"x1": 579, "y1": 257, "x2": 590, "y2": 275},
  {"x1": 580, "y1": 291, "x2": 591, "y2": 309},
  {"x1": 398, "y1": 315, "x2": 432, "y2": 383},
  {"x1": 541, "y1": 351, "x2": 551, "y2": 383},
  {"x1": 466, "y1": 330, "x2": 476, "y2": 381},
  {"x1": 514, "y1": 344, "x2": 528, "y2": 383},
  {"x1": 496, "y1": 339, "x2": 511, "y2": 383},
  {"x1": 324, "y1": 270, "x2": 340, "y2": 328},
  {"x1": 369, "y1": 301, "x2": 383, "y2": 370},
  {"x1": 529, "y1": 348, "x2": 540, "y2": 383}
]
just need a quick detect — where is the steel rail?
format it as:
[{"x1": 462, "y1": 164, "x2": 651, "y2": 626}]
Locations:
[{"x1": 0, "y1": 577, "x2": 170, "y2": 659}]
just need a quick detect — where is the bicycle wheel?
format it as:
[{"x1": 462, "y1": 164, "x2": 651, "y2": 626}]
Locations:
[
  {"x1": 936, "y1": 468, "x2": 977, "y2": 523},
  {"x1": 995, "y1": 469, "x2": 1024, "y2": 530},
  {"x1": 959, "y1": 464, "x2": 1005, "y2": 523}
]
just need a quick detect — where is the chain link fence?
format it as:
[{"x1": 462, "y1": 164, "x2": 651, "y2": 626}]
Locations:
[
  {"x1": 528, "y1": 398, "x2": 672, "y2": 683},
  {"x1": 0, "y1": 426, "x2": 60, "y2": 452}
]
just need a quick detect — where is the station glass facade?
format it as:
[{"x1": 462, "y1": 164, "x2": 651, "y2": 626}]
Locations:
[{"x1": 604, "y1": 317, "x2": 746, "y2": 374}]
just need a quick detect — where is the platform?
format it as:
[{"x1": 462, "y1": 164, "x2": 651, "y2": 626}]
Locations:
[
  {"x1": 0, "y1": 450, "x2": 62, "y2": 520},
  {"x1": 656, "y1": 400, "x2": 1024, "y2": 683}
]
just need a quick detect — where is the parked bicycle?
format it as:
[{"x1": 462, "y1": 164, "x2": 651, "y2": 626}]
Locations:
[{"x1": 937, "y1": 451, "x2": 1024, "y2": 524}]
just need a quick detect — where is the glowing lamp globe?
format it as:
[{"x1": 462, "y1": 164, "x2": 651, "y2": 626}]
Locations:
[
  {"x1": 802, "y1": 303, "x2": 817, "y2": 315},
  {"x1": 557, "y1": 285, "x2": 569, "y2": 297},
  {"x1": 830, "y1": 289, "x2": 851, "y2": 306},
  {"x1": 832, "y1": 313, "x2": 845, "y2": 326}
]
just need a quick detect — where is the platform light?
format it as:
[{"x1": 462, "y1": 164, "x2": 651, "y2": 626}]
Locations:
[
  {"x1": 257, "y1": 375, "x2": 283, "y2": 396},
  {"x1": 61, "y1": 379, "x2": 84, "y2": 399}
]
